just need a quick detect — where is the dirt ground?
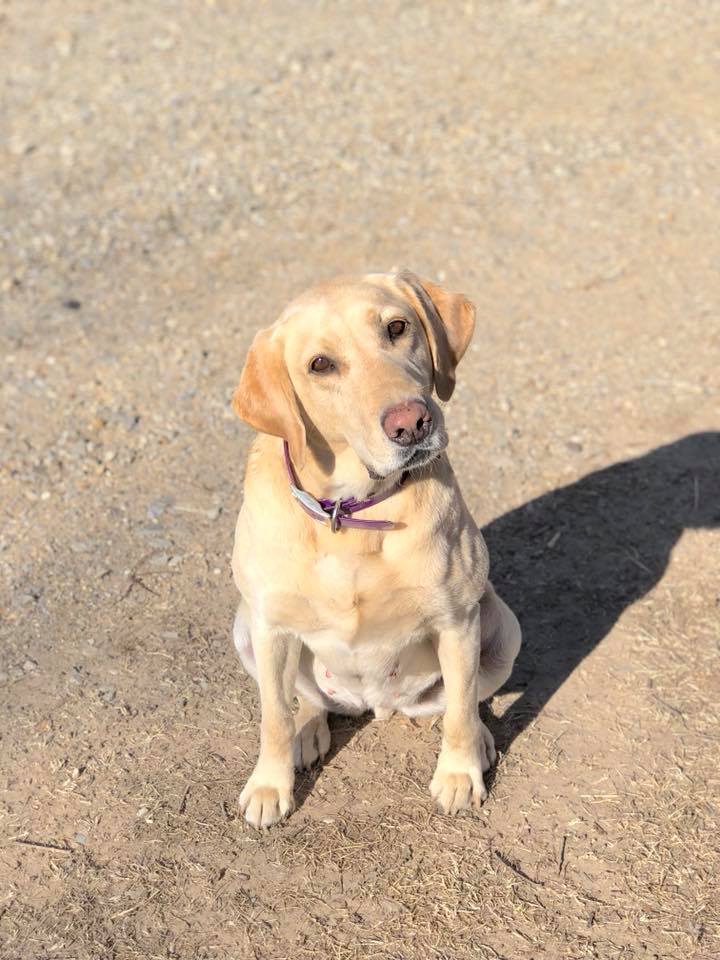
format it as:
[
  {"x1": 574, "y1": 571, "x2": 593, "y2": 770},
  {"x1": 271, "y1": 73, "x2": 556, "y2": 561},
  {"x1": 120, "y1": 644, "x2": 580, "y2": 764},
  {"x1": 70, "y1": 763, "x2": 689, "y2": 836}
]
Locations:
[{"x1": 2, "y1": 2, "x2": 719, "y2": 958}]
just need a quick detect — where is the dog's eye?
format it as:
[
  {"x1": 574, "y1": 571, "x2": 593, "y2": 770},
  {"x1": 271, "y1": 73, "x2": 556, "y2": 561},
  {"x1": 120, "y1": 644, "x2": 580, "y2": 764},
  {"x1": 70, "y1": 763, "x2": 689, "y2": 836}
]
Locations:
[
  {"x1": 387, "y1": 319, "x2": 408, "y2": 341},
  {"x1": 309, "y1": 355, "x2": 334, "y2": 373}
]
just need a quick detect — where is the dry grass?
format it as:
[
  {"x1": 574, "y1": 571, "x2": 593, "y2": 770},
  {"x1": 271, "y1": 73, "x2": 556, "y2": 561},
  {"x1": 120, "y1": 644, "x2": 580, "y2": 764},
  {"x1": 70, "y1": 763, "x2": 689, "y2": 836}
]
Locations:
[
  {"x1": 2, "y1": 584, "x2": 718, "y2": 959},
  {"x1": 3, "y1": 1, "x2": 720, "y2": 957}
]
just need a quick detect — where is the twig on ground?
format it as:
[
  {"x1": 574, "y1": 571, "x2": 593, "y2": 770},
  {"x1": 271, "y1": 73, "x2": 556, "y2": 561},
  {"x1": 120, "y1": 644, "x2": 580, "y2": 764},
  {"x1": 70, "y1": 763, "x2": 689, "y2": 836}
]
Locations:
[
  {"x1": 14, "y1": 837, "x2": 72, "y2": 853},
  {"x1": 493, "y1": 849, "x2": 545, "y2": 886},
  {"x1": 558, "y1": 834, "x2": 568, "y2": 874}
]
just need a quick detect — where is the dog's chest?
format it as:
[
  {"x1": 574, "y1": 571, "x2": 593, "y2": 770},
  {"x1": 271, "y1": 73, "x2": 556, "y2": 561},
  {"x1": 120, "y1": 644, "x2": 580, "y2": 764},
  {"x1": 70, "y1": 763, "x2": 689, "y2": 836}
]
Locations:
[
  {"x1": 297, "y1": 552, "x2": 439, "y2": 711},
  {"x1": 304, "y1": 551, "x2": 428, "y2": 645}
]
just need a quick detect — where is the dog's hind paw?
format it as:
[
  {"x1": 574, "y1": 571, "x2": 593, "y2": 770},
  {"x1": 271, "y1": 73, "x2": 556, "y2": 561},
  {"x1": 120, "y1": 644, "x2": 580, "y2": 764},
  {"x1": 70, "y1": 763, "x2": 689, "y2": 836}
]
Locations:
[
  {"x1": 293, "y1": 711, "x2": 331, "y2": 770},
  {"x1": 480, "y1": 720, "x2": 496, "y2": 772}
]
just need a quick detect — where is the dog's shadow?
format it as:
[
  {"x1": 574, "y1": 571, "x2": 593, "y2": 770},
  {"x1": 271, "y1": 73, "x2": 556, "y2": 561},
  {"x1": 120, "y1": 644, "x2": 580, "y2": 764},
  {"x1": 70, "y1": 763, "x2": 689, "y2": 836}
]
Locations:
[
  {"x1": 483, "y1": 431, "x2": 720, "y2": 753},
  {"x1": 293, "y1": 432, "x2": 719, "y2": 806}
]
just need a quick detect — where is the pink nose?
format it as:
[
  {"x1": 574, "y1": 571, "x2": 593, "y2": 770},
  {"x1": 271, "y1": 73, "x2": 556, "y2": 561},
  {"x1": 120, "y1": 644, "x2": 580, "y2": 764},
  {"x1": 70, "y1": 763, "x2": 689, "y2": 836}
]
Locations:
[{"x1": 382, "y1": 400, "x2": 432, "y2": 447}]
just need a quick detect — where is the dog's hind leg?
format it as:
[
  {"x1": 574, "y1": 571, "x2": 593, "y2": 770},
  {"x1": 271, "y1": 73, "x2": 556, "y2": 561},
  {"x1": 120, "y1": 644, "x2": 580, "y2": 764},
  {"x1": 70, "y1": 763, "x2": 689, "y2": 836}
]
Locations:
[
  {"x1": 472, "y1": 583, "x2": 522, "y2": 770},
  {"x1": 477, "y1": 582, "x2": 522, "y2": 702},
  {"x1": 233, "y1": 600, "x2": 256, "y2": 678}
]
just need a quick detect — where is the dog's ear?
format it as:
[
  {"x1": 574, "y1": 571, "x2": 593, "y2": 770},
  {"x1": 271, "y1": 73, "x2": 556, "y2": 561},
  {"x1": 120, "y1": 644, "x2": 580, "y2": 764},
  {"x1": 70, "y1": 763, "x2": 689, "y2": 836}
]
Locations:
[
  {"x1": 231, "y1": 327, "x2": 307, "y2": 465},
  {"x1": 395, "y1": 269, "x2": 476, "y2": 401}
]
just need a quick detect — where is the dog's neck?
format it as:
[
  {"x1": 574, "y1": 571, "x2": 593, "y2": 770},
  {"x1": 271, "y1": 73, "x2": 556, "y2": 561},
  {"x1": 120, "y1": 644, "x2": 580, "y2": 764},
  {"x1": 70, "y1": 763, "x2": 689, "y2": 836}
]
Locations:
[{"x1": 293, "y1": 440, "x2": 400, "y2": 503}]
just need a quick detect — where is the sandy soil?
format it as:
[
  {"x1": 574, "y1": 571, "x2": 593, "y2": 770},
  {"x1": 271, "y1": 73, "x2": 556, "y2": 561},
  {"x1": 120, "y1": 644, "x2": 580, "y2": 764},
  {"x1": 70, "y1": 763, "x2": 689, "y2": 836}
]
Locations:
[{"x1": 1, "y1": 2, "x2": 719, "y2": 958}]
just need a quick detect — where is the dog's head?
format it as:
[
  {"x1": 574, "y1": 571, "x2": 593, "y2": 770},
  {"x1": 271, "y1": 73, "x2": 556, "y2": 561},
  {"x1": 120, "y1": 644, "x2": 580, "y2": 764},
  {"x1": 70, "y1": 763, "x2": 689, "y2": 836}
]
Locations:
[{"x1": 232, "y1": 270, "x2": 475, "y2": 480}]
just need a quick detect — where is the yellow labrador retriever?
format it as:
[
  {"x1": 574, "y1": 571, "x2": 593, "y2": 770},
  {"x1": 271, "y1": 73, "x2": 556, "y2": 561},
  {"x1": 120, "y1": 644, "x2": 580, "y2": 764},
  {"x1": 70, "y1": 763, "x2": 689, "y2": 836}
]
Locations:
[{"x1": 231, "y1": 270, "x2": 521, "y2": 827}]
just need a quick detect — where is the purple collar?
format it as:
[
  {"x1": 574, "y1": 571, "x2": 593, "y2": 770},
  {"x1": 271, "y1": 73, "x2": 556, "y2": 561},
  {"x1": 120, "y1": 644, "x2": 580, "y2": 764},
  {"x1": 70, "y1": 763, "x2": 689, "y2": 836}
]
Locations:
[{"x1": 283, "y1": 441, "x2": 407, "y2": 532}]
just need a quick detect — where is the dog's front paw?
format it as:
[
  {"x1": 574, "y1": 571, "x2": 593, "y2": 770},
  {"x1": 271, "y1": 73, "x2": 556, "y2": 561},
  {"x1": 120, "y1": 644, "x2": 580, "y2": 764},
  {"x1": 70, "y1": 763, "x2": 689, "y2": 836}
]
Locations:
[
  {"x1": 239, "y1": 767, "x2": 294, "y2": 828},
  {"x1": 430, "y1": 750, "x2": 487, "y2": 815}
]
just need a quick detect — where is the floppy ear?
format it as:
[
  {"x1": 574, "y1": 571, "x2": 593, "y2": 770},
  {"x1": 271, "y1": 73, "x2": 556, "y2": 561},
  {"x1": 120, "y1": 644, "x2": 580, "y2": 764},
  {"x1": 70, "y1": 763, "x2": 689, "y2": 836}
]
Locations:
[
  {"x1": 231, "y1": 327, "x2": 307, "y2": 465},
  {"x1": 395, "y1": 270, "x2": 476, "y2": 401}
]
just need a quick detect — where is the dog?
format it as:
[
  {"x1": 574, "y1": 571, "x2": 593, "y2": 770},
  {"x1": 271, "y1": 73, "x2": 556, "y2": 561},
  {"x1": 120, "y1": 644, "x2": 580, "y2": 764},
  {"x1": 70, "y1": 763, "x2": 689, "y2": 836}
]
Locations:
[{"x1": 230, "y1": 270, "x2": 521, "y2": 828}]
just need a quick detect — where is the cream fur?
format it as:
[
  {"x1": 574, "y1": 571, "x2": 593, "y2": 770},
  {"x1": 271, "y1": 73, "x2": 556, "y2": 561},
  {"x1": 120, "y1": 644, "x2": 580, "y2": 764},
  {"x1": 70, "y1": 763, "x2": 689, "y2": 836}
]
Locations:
[{"x1": 231, "y1": 271, "x2": 521, "y2": 827}]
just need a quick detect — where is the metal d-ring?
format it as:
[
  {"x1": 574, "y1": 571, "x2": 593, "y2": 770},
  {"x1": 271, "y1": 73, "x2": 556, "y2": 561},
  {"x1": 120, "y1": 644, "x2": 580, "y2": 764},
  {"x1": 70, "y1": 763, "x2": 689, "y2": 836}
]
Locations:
[{"x1": 329, "y1": 499, "x2": 342, "y2": 533}]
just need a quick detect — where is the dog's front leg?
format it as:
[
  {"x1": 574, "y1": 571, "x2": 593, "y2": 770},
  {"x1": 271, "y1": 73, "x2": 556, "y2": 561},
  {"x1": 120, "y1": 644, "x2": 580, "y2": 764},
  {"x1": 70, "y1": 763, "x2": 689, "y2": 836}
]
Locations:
[
  {"x1": 239, "y1": 625, "x2": 300, "y2": 828},
  {"x1": 430, "y1": 611, "x2": 487, "y2": 814}
]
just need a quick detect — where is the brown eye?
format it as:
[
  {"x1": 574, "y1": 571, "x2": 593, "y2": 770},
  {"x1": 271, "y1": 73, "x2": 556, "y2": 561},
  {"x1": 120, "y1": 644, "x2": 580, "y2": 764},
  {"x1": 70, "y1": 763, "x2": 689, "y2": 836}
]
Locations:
[
  {"x1": 387, "y1": 319, "x2": 408, "y2": 341},
  {"x1": 309, "y1": 355, "x2": 334, "y2": 373}
]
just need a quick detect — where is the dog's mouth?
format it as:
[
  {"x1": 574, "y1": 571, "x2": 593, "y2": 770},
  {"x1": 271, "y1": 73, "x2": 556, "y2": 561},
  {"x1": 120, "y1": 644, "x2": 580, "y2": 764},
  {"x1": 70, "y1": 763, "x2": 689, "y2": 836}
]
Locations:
[
  {"x1": 403, "y1": 445, "x2": 442, "y2": 472},
  {"x1": 366, "y1": 431, "x2": 447, "y2": 481}
]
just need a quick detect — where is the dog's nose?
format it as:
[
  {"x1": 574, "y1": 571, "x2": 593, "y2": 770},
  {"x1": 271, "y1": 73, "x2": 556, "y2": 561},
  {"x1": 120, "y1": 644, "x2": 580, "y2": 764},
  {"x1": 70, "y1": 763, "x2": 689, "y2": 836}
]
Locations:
[{"x1": 382, "y1": 400, "x2": 432, "y2": 447}]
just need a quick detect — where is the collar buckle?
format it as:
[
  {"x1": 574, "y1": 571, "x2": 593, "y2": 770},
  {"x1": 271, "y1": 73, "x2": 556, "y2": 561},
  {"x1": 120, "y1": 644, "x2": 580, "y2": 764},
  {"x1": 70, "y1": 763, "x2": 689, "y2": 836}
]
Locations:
[{"x1": 329, "y1": 499, "x2": 343, "y2": 533}]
